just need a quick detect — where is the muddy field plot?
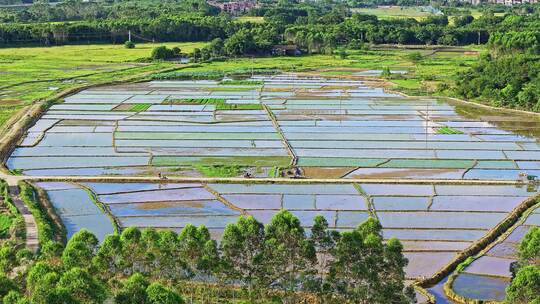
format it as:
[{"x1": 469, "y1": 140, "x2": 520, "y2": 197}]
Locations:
[
  {"x1": 35, "y1": 181, "x2": 536, "y2": 280},
  {"x1": 7, "y1": 74, "x2": 540, "y2": 179}
]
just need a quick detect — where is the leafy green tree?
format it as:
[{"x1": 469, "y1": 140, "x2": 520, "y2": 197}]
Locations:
[
  {"x1": 191, "y1": 48, "x2": 202, "y2": 61},
  {"x1": 264, "y1": 210, "x2": 316, "y2": 294},
  {"x1": 93, "y1": 234, "x2": 122, "y2": 279},
  {"x1": 518, "y1": 226, "x2": 540, "y2": 267},
  {"x1": 151, "y1": 46, "x2": 177, "y2": 60},
  {"x1": 62, "y1": 236, "x2": 98, "y2": 270},
  {"x1": 224, "y1": 29, "x2": 256, "y2": 56},
  {"x1": 3, "y1": 290, "x2": 26, "y2": 304},
  {"x1": 146, "y1": 282, "x2": 184, "y2": 304},
  {"x1": 308, "y1": 215, "x2": 339, "y2": 296},
  {"x1": 0, "y1": 273, "x2": 17, "y2": 298},
  {"x1": 57, "y1": 267, "x2": 107, "y2": 304},
  {"x1": 381, "y1": 66, "x2": 391, "y2": 78},
  {"x1": 29, "y1": 272, "x2": 68, "y2": 304},
  {"x1": 26, "y1": 262, "x2": 53, "y2": 294},
  {"x1": 115, "y1": 273, "x2": 149, "y2": 304},
  {"x1": 329, "y1": 217, "x2": 411, "y2": 303},
  {"x1": 406, "y1": 52, "x2": 424, "y2": 63},
  {"x1": 120, "y1": 226, "x2": 144, "y2": 275},
  {"x1": 506, "y1": 265, "x2": 540, "y2": 304},
  {"x1": 155, "y1": 230, "x2": 187, "y2": 280},
  {"x1": 221, "y1": 216, "x2": 266, "y2": 297},
  {"x1": 39, "y1": 241, "x2": 64, "y2": 262},
  {"x1": 0, "y1": 245, "x2": 17, "y2": 274},
  {"x1": 178, "y1": 224, "x2": 218, "y2": 277}
]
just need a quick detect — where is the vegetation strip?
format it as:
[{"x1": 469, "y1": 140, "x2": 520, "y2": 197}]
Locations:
[{"x1": 418, "y1": 193, "x2": 540, "y2": 289}]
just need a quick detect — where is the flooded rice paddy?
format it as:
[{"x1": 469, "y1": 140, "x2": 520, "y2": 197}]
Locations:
[
  {"x1": 11, "y1": 74, "x2": 540, "y2": 301},
  {"x1": 35, "y1": 181, "x2": 537, "y2": 282},
  {"x1": 7, "y1": 74, "x2": 540, "y2": 179},
  {"x1": 449, "y1": 204, "x2": 540, "y2": 302}
]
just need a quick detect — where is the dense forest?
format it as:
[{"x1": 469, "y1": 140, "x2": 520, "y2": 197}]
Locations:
[
  {"x1": 506, "y1": 227, "x2": 540, "y2": 303},
  {"x1": 0, "y1": 0, "x2": 539, "y2": 49},
  {"x1": 0, "y1": 209, "x2": 414, "y2": 303},
  {"x1": 454, "y1": 29, "x2": 540, "y2": 111}
]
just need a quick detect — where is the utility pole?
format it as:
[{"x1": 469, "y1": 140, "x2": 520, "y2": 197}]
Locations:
[{"x1": 128, "y1": 30, "x2": 131, "y2": 43}]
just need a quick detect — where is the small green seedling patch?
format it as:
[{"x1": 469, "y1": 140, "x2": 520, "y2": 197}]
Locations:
[
  {"x1": 436, "y1": 126, "x2": 464, "y2": 134},
  {"x1": 164, "y1": 98, "x2": 262, "y2": 110},
  {"x1": 219, "y1": 80, "x2": 263, "y2": 86},
  {"x1": 195, "y1": 165, "x2": 244, "y2": 177},
  {"x1": 128, "y1": 103, "x2": 151, "y2": 112}
]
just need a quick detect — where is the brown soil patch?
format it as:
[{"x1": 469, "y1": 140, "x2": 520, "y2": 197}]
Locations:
[
  {"x1": 347, "y1": 168, "x2": 462, "y2": 179},
  {"x1": 0, "y1": 99, "x2": 24, "y2": 106},
  {"x1": 112, "y1": 104, "x2": 133, "y2": 111},
  {"x1": 302, "y1": 167, "x2": 356, "y2": 179}
]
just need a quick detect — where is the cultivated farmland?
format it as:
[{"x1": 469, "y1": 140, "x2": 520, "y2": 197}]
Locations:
[
  {"x1": 7, "y1": 74, "x2": 540, "y2": 179},
  {"x1": 6, "y1": 73, "x2": 540, "y2": 302}
]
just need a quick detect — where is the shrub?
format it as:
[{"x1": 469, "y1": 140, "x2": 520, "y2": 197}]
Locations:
[
  {"x1": 146, "y1": 283, "x2": 184, "y2": 304},
  {"x1": 124, "y1": 41, "x2": 135, "y2": 49},
  {"x1": 151, "y1": 46, "x2": 177, "y2": 60}
]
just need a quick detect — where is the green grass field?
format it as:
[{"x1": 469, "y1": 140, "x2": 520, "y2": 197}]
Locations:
[
  {"x1": 235, "y1": 16, "x2": 265, "y2": 23},
  {"x1": 128, "y1": 103, "x2": 152, "y2": 112},
  {"x1": 352, "y1": 6, "x2": 434, "y2": 20},
  {"x1": 0, "y1": 42, "x2": 205, "y2": 128}
]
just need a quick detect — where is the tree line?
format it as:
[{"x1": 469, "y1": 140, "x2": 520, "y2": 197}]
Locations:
[
  {"x1": 454, "y1": 17, "x2": 540, "y2": 112},
  {"x1": 1, "y1": 0, "x2": 540, "y2": 51},
  {"x1": 0, "y1": 210, "x2": 415, "y2": 304},
  {"x1": 506, "y1": 226, "x2": 540, "y2": 303}
]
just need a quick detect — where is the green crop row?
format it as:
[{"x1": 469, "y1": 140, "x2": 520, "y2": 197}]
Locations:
[
  {"x1": 151, "y1": 68, "x2": 280, "y2": 80},
  {"x1": 128, "y1": 103, "x2": 151, "y2": 112},
  {"x1": 436, "y1": 126, "x2": 464, "y2": 134},
  {"x1": 219, "y1": 80, "x2": 263, "y2": 86},
  {"x1": 164, "y1": 98, "x2": 262, "y2": 110}
]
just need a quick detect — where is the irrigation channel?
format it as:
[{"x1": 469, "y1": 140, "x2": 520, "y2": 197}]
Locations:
[{"x1": 3, "y1": 73, "x2": 540, "y2": 303}]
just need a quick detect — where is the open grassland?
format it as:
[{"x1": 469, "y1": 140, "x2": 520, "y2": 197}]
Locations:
[
  {"x1": 352, "y1": 6, "x2": 434, "y2": 20},
  {"x1": 235, "y1": 16, "x2": 265, "y2": 23},
  {"x1": 0, "y1": 42, "x2": 205, "y2": 128}
]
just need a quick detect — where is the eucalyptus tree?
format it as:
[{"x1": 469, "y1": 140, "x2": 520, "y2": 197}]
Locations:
[
  {"x1": 329, "y1": 217, "x2": 412, "y2": 304},
  {"x1": 220, "y1": 215, "x2": 266, "y2": 298},
  {"x1": 264, "y1": 210, "x2": 316, "y2": 297},
  {"x1": 61, "y1": 229, "x2": 99, "y2": 270},
  {"x1": 177, "y1": 224, "x2": 219, "y2": 278}
]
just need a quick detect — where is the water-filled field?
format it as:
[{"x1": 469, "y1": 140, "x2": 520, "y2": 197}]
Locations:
[
  {"x1": 449, "y1": 204, "x2": 540, "y2": 302},
  {"x1": 35, "y1": 181, "x2": 536, "y2": 281},
  {"x1": 8, "y1": 74, "x2": 540, "y2": 179},
  {"x1": 12, "y1": 74, "x2": 540, "y2": 302}
]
